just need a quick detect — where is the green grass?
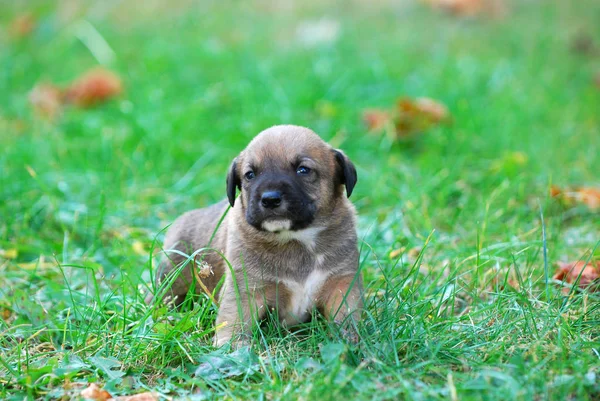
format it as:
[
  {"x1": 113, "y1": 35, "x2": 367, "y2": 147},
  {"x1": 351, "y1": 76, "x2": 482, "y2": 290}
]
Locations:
[{"x1": 1, "y1": 0, "x2": 600, "y2": 399}]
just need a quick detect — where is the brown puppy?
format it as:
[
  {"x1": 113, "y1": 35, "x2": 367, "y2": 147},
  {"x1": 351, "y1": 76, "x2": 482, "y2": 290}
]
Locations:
[{"x1": 147, "y1": 125, "x2": 362, "y2": 346}]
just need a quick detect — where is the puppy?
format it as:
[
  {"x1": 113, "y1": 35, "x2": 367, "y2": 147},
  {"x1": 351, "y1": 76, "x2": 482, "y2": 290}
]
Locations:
[{"x1": 147, "y1": 125, "x2": 362, "y2": 346}]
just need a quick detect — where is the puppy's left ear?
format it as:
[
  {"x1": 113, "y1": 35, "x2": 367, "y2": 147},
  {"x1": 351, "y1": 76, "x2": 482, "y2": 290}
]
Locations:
[
  {"x1": 334, "y1": 150, "x2": 357, "y2": 198},
  {"x1": 226, "y1": 157, "x2": 241, "y2": 207}
]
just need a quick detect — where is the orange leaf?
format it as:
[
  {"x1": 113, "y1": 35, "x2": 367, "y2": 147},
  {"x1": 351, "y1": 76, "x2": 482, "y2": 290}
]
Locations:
[
  {"x1": 551, "y1": 186, "x2": 600, "y2": 210},
  {"x1": 362, "y1": 109, "x2": 391, "y2": 132},
  {"x1": 64, "y1": 68, "x2": 123, "y2": 107},
  {"x1": 81, "y1": 383, "x2": 112, "y2": 401},
  {"x1": 553, "y1": 261, "x2": 600, "y2": 292},
  {"x1": 29, "y1": 83, "x2": 63, "y2": 119},
  {"x1": 426, "y1": 0, "x2": 484, "y2": 16},
  {"x1": 10, "y1": 13, "x2": 36, "y2": 37},
  {"x1": 394, "y1": 97, "x2": 450, "y2": 137},
  {"x1": 414, "y1": 97, "x2": 450, "y2": 122}
]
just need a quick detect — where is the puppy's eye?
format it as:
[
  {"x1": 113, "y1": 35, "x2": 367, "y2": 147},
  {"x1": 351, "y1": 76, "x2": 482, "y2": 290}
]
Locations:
[
  {"x1": 244, "y1": 171, "x2": 255, "y2": 180},
  {"x1": 296, "y1": 166, "x2": 311, "y2": 175}
]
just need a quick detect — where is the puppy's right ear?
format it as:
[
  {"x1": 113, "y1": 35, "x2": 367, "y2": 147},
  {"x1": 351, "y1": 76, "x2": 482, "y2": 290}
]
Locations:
[{"x1": 226, "y1": 157, "x2": 241, "y2": 207}]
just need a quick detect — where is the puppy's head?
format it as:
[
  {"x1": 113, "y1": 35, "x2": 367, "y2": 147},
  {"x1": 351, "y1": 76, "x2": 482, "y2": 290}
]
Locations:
[{"x1": 226, "y1": 125, "x2": 357, "y2": 233}]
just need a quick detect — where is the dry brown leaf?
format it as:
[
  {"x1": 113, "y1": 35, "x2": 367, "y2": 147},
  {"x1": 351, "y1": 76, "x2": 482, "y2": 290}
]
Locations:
[
  {"x1": 63, "y1": 68, "x2": 123, "y2": 107},
  {"x1": 551, "y1": 186, "x2": 600, "y2": 210},
  {"x1": 553, "y1": 261, "x2": 600, "y2": 292},
  {"x1": 362, "y1": 109, "x2": 391, "y2": 132},
  {"x1": 363, "y1": 97, "x2": 449, "y2": 140},
  {"x1": 413, "y1": 97, "x2": 449, "y2": 122},
  {"x1": 1, "y1": 306, "x2": 11, "y2": 321},
  {"x1": 426, "y1": 0, "x2": 483, "y2": 16},
  {"x1": 81, "y1": 383, "x2": 112, "y2": 401},
  {"x1": 570, "y1": 33, "x2": 597, "y2": 56},
  {"x1": 10, "y1": 13, "x2": 36, "y2": 37},
  {"x1": 28, "y1": 83, "x2": 63, "y2": 119},
  {"x1": 424, "y1": 0, "x2": 506, "y2": 17}
]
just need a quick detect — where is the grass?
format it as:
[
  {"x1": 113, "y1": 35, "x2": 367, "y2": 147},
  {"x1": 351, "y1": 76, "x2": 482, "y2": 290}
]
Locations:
[{"x1": 1, "y1": 0, "x2": 599, "y2": 399}]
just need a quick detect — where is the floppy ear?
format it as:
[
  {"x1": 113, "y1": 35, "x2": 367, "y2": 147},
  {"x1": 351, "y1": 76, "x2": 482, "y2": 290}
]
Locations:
[
  {"x1": 226, "y1": 157, "x2": 241, "y2": 207},
  {"x1": 334, "y1": 150, "x2": 358, "y2": 198}
]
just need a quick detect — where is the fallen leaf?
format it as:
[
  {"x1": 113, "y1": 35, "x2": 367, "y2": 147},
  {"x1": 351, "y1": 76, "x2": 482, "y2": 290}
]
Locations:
[
  {"x1": 425, "y1": 0, "x2": 484, "y2": 16},
  {"x1": 550, "y1": 186, "x2": 600, "y2": 210},
  {"x1": 10, "y1": 13, "x2": 36, "y2": 37},
  {"x1": 29, "y1": 83, "x2": 63, "y2": 119},
  {"x1": 362, "y1": 109, "x2": 391, "y2": 132},
  {"x1": 0, "y1": 249, "x2": 18, "y2": 259},
  {"x1": 389, "y1": 247, "x2": 406, "y2": 259},
  {"x1": 132, "y1": 241, "x2": 147, "y2": 256},
  {"x1": 64, "y1": 68, "x2": 123, "y2": 107},
  {"x1": 81, "y1": 383, "x2": 112, "y2": 401},
  {"x1": 424, "y1": 0, "x2": 506, "y2": 17},
  {"x1": 363, "y1": 97, "x2": 450, "y2": 140},
  {"x1": 412, "y1": 97, "x2": 450, "y2": 122},
  {"x1": 569, "y1": 32, "x2": 597, "y2": 56},
  {"x1": 553, "y1": 261, "x2": 600, "y2": 292},
  {"x1": 1, "y1": 306, "x2": 11, "y2": 321}
]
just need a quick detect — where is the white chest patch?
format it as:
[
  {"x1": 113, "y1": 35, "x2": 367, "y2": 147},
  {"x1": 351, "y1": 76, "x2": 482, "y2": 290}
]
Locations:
[
  {"x1": 274, "y1": 226, "x2": 324, "y2": 251},
  {"x1": 280, "y1": 268, "x2": 330, "y2": 325}
]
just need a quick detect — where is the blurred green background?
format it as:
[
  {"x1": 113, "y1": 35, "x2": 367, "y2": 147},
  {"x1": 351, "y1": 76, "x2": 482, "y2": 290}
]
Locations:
[{"x1": 1, "y1": 0, "x2": 599, "y2": 399}]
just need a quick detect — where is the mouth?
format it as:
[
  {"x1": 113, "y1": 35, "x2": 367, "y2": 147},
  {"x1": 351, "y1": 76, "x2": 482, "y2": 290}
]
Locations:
[{"x1": 261, "y1": 219, "x2": 292, "y2": 233}]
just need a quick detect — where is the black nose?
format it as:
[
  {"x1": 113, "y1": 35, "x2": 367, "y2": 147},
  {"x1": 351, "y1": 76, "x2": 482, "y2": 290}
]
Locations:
[{"x1": 261, "y1": 191, "x2": 282, "y2": 209}]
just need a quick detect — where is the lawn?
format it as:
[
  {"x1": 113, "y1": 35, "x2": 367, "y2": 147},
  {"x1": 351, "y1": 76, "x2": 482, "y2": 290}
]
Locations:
[{"x1": 1, "y1": 0, "x2": 599, "y2": 400}]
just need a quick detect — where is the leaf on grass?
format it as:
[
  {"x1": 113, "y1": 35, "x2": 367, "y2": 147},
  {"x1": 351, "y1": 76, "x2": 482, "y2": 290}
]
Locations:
[
  {"x1": 10, "y1": 13, "x2": 36, "y2": 37},
  {"x1": 194, "y1": 346, "x2": 260, "y2": 381},
  {"x1": 553, "y1": 261, "x2": 600, "y2": 292},
  {"x1": 362, "y1": 109, "x2": 391, "y2": 132},
  {"x1": 0, "y1": 248, "x2": 18, "y2": 259},
  {"x1": 550, "y1": 186, "x2": 600, "y2": 210},
  {"x1": 63, "y1": 68, "x2": 123, "y2": 107},
  {"x1": 363, "y1": 97, "x2": 450, "y2": 140},
  {"x1": 28, "y1": 68, "x2": 123, "y2": 118},
  {"x1": 29, "y1": 83, "x2": 64, "y2": 119},
  {"x1": 131, "y1": 241, "x2": 147, "y2": 257},
  {"x1": 81, "y1": 383, "x2": 112, "y2": 401},
  {"x1": 423, "y1": 0, "x2": 507, "y2": 17},
  {"x1": 1, "y1": 305, "x2": 11, "y2": 321},
  {"x1": 81, "y1": 383, "x2": 158, "y2": 401},
  {"x1": 570, "y1": 34, "x2": 595, "y2": 56},
  {"x1": 16, "y1": 258, "x2": 56, "y2": 270},
  {"x1": 424, "y1": 0, "x2": 484, "y2": 16}
]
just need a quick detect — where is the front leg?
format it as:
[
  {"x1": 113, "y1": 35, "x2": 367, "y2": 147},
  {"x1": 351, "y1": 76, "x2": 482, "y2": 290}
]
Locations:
[
  {"x1": 213, "y1": 278, "x2": 267, "y2": 347},
  {"x1": 317, "y1": 274, "x2": 363, "y2": 343}
]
